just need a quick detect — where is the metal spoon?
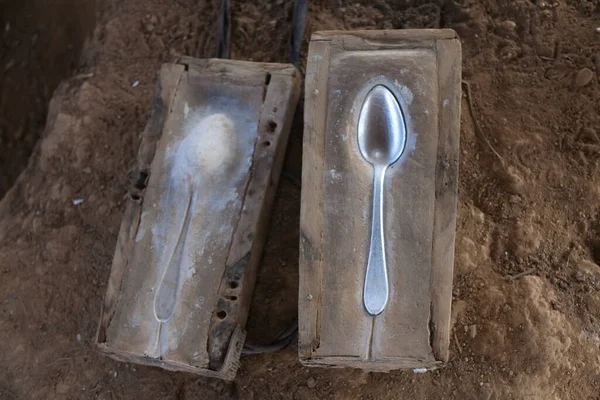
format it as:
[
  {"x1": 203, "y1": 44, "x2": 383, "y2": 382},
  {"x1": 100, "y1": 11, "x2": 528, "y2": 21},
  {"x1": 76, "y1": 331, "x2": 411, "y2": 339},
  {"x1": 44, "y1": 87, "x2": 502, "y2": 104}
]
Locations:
[{"x1": 357, "y1": 84, "x2": 407, "y2": 316}]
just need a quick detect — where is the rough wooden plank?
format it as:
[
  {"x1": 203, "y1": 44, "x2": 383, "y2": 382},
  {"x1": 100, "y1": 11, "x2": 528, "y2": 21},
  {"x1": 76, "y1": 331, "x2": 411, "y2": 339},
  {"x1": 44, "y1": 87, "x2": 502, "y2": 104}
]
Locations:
[
  {"x1": 97, "y1": 58, "x2": 300, "y2": 380},
  {"x1": 429, "y1": 38, "x2": 462, "y2": 363},
  {"x1": 299, "y1": 30, "x2": 461, "y2": 371},
  {"x1": 97, "y1": 63, "x2": 184, "y2": 346},
  {"x1": 298, "y1": 40, "x2": 330, "y2": 360},
  {"x1": 311, "y1": 29, "x2": 457, "y2": 43},
  {"x1": 207, "y1": 66, "x2": 301, "y2": 370}
]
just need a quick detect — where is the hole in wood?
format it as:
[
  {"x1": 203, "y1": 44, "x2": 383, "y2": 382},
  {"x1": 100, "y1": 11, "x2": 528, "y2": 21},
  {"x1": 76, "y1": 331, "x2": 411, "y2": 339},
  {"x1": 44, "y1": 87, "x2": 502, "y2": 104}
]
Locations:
[
  {"x1": 131, "y1": 193, "x2": 141, "y2": 201},
  {"x1": 216, "y1": 310, "x2": 227, "y2": 319},
  {"x1": 265, "y1": 72, "x2": 272, "y2": 86},
  {"x1": 263, "y1": 140, "x2": 271, "y2": 147},
  {"x1": 273, "y1": 107, "x2": 278, "y2": 113},
  {"x1": 229, "y1": 281, "x2": 239, "y2": 289},
  {"x1": 225, "y1": 295, "x2": 238, "y2": 301},
  {"x1": 267, "y1": 120, "x2": 277, "y2": 133},
  {"x1": 134, "y1": 170, "x2": 149, "y2": 190}
]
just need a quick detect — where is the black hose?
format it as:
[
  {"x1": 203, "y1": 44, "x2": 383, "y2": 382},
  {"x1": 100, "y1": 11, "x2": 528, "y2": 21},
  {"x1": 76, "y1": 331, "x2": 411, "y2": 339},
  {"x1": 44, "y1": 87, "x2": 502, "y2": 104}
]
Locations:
[
  {"x1": 216, "y1": 0, "x2": 231, "y2": 59},
  {"x1": 290, "y1": 0, "x2": 308, "y2": 71},
  {"x1": 242, "y1": 319, "x2": 298, "y2": 354}
]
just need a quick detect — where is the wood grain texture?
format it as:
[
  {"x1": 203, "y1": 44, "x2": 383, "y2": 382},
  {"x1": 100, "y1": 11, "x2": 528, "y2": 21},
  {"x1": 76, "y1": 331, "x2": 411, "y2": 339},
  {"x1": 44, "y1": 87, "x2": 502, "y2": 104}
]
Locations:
[
  {"x1": 96, "y1": 58, "x2": 300, "y2": 380},
  {"x1": 299, "y1": 30, "x2": 461, "y2": 371},
  {"x1": 298, "y1": 39, "x2": 330, "y2": 360}
]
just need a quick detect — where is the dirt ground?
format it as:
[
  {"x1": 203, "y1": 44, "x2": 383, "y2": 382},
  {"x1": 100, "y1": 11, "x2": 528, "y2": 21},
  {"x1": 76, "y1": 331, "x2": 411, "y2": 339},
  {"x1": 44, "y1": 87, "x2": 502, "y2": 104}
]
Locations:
[{"x1": 2, "y1": 0, "x2": 600, "y2": 399}]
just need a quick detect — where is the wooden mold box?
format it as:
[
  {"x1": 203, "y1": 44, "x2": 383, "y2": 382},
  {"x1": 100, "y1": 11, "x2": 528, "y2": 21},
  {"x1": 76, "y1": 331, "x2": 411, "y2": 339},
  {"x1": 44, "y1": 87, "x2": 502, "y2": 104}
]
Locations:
[
  {"x1": 96, "y1": 57, "x2": 300, "y2": 380},
  {"x1": 299, "y1": 30, "x2": 461, "y2": 371}
]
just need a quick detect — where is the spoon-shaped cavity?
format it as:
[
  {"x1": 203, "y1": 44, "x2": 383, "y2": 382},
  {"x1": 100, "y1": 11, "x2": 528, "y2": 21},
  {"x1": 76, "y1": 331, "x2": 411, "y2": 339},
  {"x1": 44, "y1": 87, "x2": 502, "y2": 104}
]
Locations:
[
  {"x1": 154, "y1": 113, "x2": 237, "y2": 324},
  {"x1": 357, "y1": 84, "x2": 407, "y2": 316}
]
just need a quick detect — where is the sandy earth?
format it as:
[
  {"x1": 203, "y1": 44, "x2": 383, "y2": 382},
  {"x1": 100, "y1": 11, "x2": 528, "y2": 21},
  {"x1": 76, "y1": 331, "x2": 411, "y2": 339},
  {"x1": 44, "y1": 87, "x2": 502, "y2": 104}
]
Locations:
[{"x1": 2, "y1": 0, "x2": 600, "y2": 399}]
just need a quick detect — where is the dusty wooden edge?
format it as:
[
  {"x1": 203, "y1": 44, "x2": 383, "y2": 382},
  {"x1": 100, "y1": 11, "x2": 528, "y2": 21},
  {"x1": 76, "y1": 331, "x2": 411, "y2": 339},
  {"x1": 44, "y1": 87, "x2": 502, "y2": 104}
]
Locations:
[
  {"x1": 311, "y1": 29, "x2": 458, "y2": 43},
  {"x1": 298, "y1": 39, "x2": 330, "y2": 360},
  {"x1": 429, "y1": 37, "x2": 462, "y2": 363},
  {"x1": 180, "y1": 56, "x2": 298, "y2": 87},
  {"x1": 310, "y1": 29, "x2": 458, "y2": 52},
  {"x1": 97, "y1": 325, "x2": 246, "y2": 381},
  {"x1": 180, "y1": 56, "x2": 298, "y2": 73},
  {"x1": 206, "y1": 65, "x2": 301, "y2": 370},
  {"x1": 303, "y1": 357, "x2": 444, "y2": 371},
  {"x1": 96, "y1": 63, "x2": 184, "y2": 345}
]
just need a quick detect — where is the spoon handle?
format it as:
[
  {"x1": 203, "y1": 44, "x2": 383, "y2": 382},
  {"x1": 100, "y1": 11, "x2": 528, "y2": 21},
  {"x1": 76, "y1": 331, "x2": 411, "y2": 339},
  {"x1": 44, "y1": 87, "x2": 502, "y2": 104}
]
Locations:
[{"x1": 363, "y1": 165, "x2": 389, "y2": 316}]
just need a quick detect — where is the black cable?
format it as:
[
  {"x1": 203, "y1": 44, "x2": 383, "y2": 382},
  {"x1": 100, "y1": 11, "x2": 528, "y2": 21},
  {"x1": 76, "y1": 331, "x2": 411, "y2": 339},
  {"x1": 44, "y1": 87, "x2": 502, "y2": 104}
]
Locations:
[
  {"x1": 216, "y1": 0, "x2": 231, "y2": 59},
  {"x1": 281, "y1": 169, "x2": 301, "y2": 188},
  {"x1": 242, "y1": 319, "x2": 298, "y2": 355},
  {"x1": 290, "y1": 0, "x2": 308, "y2": 71}
]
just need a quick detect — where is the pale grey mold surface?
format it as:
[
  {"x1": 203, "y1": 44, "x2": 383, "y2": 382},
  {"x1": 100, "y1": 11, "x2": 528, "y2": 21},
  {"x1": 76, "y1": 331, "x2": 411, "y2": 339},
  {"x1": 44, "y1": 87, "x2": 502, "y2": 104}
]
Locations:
[
  {"x1": 105, "y1": 77, "x2": 261, "y2": 366},
  {"x1": 315, "y1": 48, "x2": 438, "y2": 361}
]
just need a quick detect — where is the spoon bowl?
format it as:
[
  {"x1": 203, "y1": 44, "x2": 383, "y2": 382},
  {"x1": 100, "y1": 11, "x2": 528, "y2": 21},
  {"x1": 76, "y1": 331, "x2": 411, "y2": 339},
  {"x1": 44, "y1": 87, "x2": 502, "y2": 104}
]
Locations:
[{"x1": 358, "y1": 85, "x2": 407, "y2": 167}]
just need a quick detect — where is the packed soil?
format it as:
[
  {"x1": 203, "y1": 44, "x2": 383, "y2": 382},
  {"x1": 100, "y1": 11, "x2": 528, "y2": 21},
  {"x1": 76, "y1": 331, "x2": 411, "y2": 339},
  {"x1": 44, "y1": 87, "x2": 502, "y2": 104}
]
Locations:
[{"x1": 2, "y1": 0, "x2": 600, "y2": 399}]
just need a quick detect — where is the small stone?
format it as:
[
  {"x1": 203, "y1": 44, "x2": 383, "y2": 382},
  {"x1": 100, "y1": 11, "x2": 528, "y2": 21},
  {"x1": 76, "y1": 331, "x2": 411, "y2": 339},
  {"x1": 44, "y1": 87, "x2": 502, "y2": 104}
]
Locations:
[
  {"x1": 501, "y1": 167, "x2": 525, "y2": 194},
  {"x1": 56, "y1": 382, "x2": 70, "y2": 394},
  {"x1": 501, "y1": 21, "x2": 517, "y2": 32},
  {"x1": 479, "y1": 382, "x2": 484, "y2": 387},
  {"x1": 72, "y1": 199, "x2": 84, "y2": 206},
  {"x1": 575, "y1": 68, "x2": 594, "y2": 87},
  {"x1": 307, "y1": 377, "x2": 316, "y2": 389},
  {"x1": 470, "y1": 207, "x2": 485, "y2": 224},
  {"x1": 469, "y1": 324, "x2": 477, "y2": 338},
  {"x1": 132, "y1": 80, "x2": 140, "y2": 88},
  {"x1": 76, "y1": 333, "x2": 82, "y2": 343},
  {"x1": 496, "y1": 20, "x2": 517, "y2": 38},
  {"x1": 575, "y1": 271, "x2": 586, "y2": 282},
  {"x1": 580, "y1": 127, "x2": 599, "y2": 144}
]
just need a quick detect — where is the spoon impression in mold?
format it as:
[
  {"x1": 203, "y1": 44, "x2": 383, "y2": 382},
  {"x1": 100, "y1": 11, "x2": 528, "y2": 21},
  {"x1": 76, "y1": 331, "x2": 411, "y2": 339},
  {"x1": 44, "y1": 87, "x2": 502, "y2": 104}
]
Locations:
[{"x1": 152, "y1": 113, "x2": 238, "y2": 356}]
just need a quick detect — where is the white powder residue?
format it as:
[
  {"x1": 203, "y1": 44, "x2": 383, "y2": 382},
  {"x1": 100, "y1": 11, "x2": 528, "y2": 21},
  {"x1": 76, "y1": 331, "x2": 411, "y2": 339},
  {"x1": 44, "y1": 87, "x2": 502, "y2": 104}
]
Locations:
[
  {"x1": 153, "y1": 113, "x2": 238, "y2": 325},
  {"x1": 329, "y1": 169, "x2": 343, "y2": 182},
  {"x1": 135, "y1": 211, "x2": 150, "y2": 243},
  {"x1": 393, "y1": 79, "x2": 414, "y2": 105},
  {"x1": 171, "y1": 113, "x2": 237, "y2": 181},
  {"x1": 142, "y1": 97, "x2": 258, "y2": 358}
]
